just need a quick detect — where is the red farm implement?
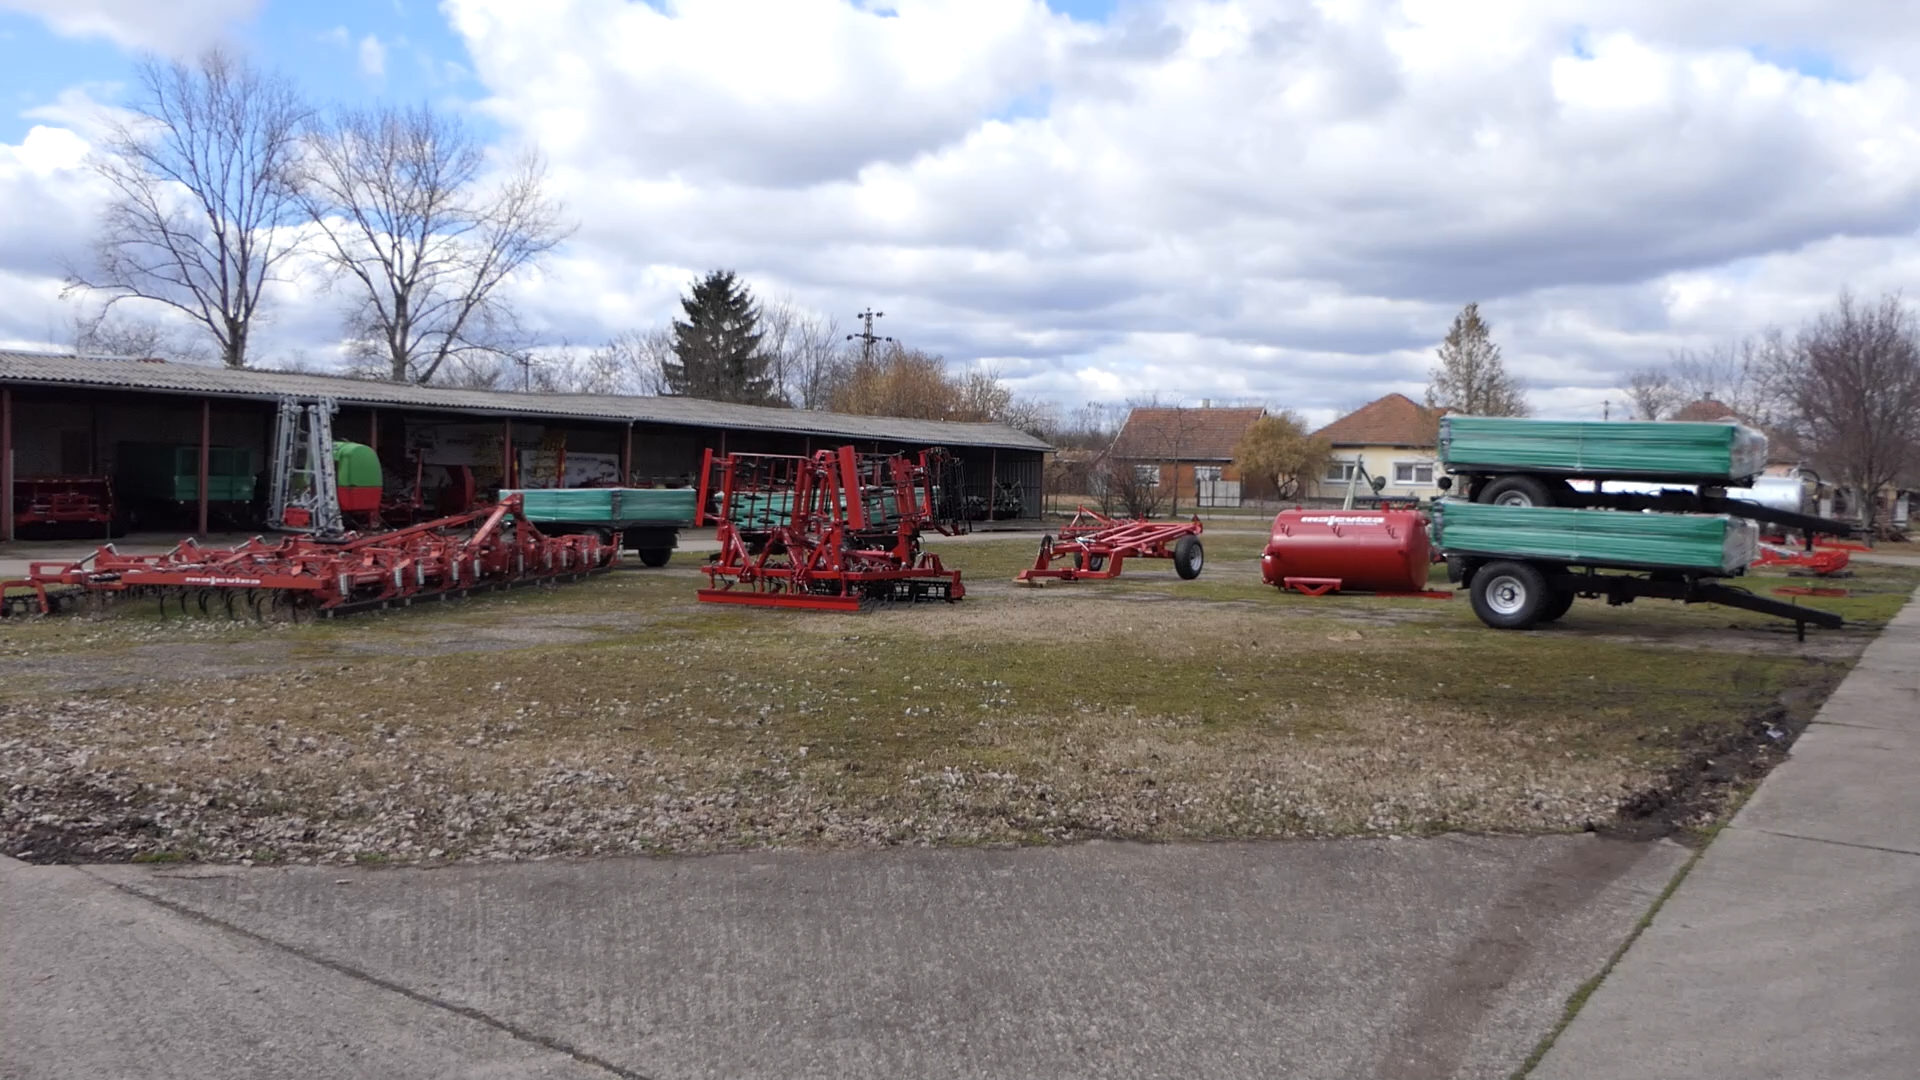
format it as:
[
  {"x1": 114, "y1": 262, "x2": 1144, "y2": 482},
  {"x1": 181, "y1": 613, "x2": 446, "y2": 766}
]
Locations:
[
  {"x1": 1753, "y1": 542, "x2": 1852, "y2": 577},
  {"x1": 12, "y1": 476, "x2": 116, "y2": 536},
  {"x1": 694, "y1": 445, "x2": 968, "y2": 612},
  {"x1": 2, "y1": 495, "x2": 617, "y2": 619},
  {"x1": 1014, "y1": 507, "x2": 1204, "y2": 584}
]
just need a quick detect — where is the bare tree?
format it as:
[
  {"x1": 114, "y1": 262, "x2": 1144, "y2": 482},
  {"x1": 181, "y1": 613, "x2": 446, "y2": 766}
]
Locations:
[
  {"x1": 1105, "y1": 457, "x2": 1166, "y2": 518},
  {"x1": 70, "y1": 306, "x2": 213, "y2": 363},
  {"x1": 65, "y1": 49, "x2": 308, "y2": 368},
  {"x1": 1668, "y1": 336, "x2": 1780, "y2": 421},
  {"x1": 1625, "y1": 368, "x2": 1685, "y2": 420},
  {"x1": 1426, "y1": 302, "x2": 1529, "y2": 416},
  {"x1": 758, "y1": 299, "x2": 846, "y2": 408},
  {"x1": 298, "y1": 104, "x2": 569, "y2": 383},
  {"x1": 1768, "y1": 291, "x2": 1920, "y2": 532},
  {"x1": 581, "y1": 328, "x2": 674, "y2": 395}
]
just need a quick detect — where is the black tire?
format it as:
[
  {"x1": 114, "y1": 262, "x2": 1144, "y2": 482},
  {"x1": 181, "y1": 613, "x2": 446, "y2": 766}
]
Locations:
[
  {"x1": 1477, "y1": 474, "x2": 1558, "y2": 508},
  {"x1": 637, "y1": 547, "x2": 671, "y2": 568},
  {"x1": 1173, "y1": 535, "x2": 1204, "y2": 580},
  {"x1": 1086, "y1": 553, "x2": 1107, "y2": 573},
  {"x1": 1538, "y1": 584, "x2": 1576, "y2": 623},
  {"x1": 1469, "y1": 559, "x2": 1549, "y2": 629}
]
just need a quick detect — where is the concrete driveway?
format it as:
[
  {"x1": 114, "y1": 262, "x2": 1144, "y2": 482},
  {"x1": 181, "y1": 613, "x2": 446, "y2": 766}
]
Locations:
[{"x1": 4, "y1": 834, "x2": 1686, "y2": 1080}]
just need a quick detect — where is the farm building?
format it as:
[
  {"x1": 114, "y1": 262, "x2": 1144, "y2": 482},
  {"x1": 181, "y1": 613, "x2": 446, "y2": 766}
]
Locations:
[
  {"x1": 1109, "y1": 405, "x2": 1268, "y2": 509},
  {"x1": 0, "y1": 350, "x2": 1049, "y2": 541}
]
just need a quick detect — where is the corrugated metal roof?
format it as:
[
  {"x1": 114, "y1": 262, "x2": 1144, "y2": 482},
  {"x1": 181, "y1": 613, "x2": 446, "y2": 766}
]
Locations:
[{"x1": 0, "y1": 350, "x2": 1051, "y2": 452}]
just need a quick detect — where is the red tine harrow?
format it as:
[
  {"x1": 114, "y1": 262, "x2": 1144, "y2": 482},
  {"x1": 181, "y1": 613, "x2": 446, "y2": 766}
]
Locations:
[
  {"x1": 1753, "y1": 542, "x2": 1851, "y2": 577},
  {"x1": 1, "y1": 495, "x2": 618, "y2": 620},
  {"x1": 1015, "y1": 506, "x2": 1204, "y2": 585},
  {"x1": 695, "y1": 444, "x2": 968, "y2": 612}
]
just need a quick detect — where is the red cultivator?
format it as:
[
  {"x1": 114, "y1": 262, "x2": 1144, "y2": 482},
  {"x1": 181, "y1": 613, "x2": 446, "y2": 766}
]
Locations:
[
  {"x1": 2, "y1": 496, "x2": 617, "y2": 619},
  {"x1": 695, "y1": 445, "x2": 968, "y2": 612},
  {"x1": 1015, "y1": 507, "x2": 1204, "y2": 584},
  {"x1": 1753, "y1": 542, "x2": 1852, "y2": 577}
]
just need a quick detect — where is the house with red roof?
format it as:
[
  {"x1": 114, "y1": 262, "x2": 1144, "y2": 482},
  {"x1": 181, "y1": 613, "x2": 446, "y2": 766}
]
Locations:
[
  {"x1": 1308, "y1": 393, "x2": 1448, "y2": 499},
  {"x1": 1109, "y1": 405, "x2": 1268, "y2": 509}
]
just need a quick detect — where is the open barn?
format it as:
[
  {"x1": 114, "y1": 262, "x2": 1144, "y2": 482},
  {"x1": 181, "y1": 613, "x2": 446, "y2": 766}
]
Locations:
[{"x1": 0, "y1": 350, "x2": 1049, "y2": 541}]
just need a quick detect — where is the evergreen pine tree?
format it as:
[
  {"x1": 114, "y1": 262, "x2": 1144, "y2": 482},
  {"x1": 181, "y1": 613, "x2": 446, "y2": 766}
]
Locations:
[
  {"x1": 663, "y1": 270, "x2": 777, "y2": 404},
  {"x1": 1426, "y1": 302, "x2": 1530, "y2": 416}
]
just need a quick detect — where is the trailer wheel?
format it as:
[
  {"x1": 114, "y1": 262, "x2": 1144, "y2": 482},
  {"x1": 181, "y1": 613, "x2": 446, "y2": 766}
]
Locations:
[
  {"x1": 1478, "y1": 475, "x2": 1557, "y2": 508},
  {"x1": 637, "y1": 547, "x2": 672, "y2": 568},
  {"x1": 1174, "y1": 536, "x2": 1204, "y2": 579},
  {"x1": 1470, "y1": 560, "x2": 1548, "y2": 629},
  {"x1": 1539, "y1": 584, "x2": 1576, "y2": 623}
]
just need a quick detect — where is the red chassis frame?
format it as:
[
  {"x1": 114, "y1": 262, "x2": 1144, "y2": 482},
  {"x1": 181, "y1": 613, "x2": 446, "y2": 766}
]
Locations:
[
  {"x1": 4, "y1": 495, "x2": 617, "y2": 618},
  {"x1": 13, "y1": 476, "x2": 114, "y2": 528},
  {"x1": 1015, "y1": 506, "x2": 1202, "y2": 584},
  {"x1": 694, "y1": 445, "x2": 967, "y2": 612}
]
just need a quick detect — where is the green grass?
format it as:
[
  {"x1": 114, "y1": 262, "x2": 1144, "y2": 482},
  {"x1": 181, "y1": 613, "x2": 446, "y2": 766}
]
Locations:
[{"x1": 2, "y1": 534, "x2": 1912, "y2": 863}]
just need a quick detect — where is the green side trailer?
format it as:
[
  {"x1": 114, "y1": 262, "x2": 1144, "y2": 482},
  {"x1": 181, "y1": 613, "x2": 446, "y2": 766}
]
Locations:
[
  {"x1": 113, "y1": 442, "x2": 260, "y2": 528},
  {"x1": 1430, "y1": 501, "x2": 1758, "y2": 575},
  {"x1": 1430, "y1": 499, "x2": 1839, "y2": 635},
  {"x1": 500, "y1": 487, "x2": 700, "y2": 567},
  {"x1": 1439, "y1": 416, "x2": 1769, "y2": 486}
]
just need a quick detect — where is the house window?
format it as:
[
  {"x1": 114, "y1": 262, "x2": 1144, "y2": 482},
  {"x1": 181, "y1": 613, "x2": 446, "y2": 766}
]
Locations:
[
  {"x1": 1194, "y1": 465, "x2": 1222, "y2": 483},
  {"x1": 1134, "y1": 464, "x2": 1160, "y2": 486},
  {"x1": 1325, "y1": 459, "x2": 1358, "y2": 483},
  {"x1": 1393, "y1": 461, "x2": 1436, "y2": 485}
]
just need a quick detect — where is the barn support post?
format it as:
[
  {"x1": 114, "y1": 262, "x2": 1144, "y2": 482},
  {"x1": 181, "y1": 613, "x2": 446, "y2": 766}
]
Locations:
[
  {"x1": 502, "y1": 418, "x2": 513, "y2": 490},
  {"x1": 197, "y1": 399, "x2": 210, "y2": 535},
  {"x1": 1, "y1": 386, "x2": 12, "y2": 542},
  {"x1": 621, "y1": 423, "x2": 632, "y2": 485},
  {"x1": 990, "y1": 448, "x2": 998, "y2": 522},
  {"x1": 369, "y1": 408, "x2": 379, "y2": 454},
  {"x1": 1037, "y1": 452, "x2": 1046, "y2": 520}
]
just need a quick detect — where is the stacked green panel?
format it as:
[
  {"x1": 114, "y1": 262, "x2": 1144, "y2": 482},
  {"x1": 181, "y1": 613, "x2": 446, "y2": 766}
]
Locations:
[
  {"x1": 1439, "y1": 417, "x2": 1767, "y2": 482},
  {"x1": 1430, "y1": 500, "x2": 1758, "y2": 574},
  {"x1": 502, "y1": 488, "x2": 700, "y2": 526},
  {"x1": 724, "y1": 488, "x2": 902, "y2": 529}
]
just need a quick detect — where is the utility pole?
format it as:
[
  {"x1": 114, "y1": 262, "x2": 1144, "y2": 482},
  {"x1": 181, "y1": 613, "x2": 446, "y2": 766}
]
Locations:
[{"x1": 847, "y1": 308, "x2": 894, "y2": 364}]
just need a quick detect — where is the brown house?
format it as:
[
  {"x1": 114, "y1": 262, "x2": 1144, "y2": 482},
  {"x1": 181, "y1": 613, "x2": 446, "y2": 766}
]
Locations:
[
  {"x1": 1309, "y1": 393, "x2": 1447, "y2": 499},
  {"x1": 1110, "y1": 405, "x2": 1267, "y2": 509}
]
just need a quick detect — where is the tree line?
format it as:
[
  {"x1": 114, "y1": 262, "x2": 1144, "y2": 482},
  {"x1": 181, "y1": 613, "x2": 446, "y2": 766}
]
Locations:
[
  {"x1": 68, "y1": 49, "x2": 567, "y2": 383},
  {"x1": 62, "y1": 48, "x2": 1052, "y2": 433}
]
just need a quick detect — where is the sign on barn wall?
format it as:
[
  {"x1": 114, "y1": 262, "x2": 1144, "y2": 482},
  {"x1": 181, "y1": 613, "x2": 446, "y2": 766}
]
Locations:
[{"x1": 403, "y1": 421, "x2": 544, "y2": 466}]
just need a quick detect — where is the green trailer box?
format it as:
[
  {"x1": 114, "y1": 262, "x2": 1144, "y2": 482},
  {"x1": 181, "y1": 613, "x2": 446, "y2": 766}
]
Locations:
[
  {"x1": 1430, "y1": 500, "x2": 1759, "y2": 574},
  {"x1": 502, "y1": 488, "x2": 701, "y2": 527},
  {"x1": 115, "y1": 443, "x2": 259, "y2": 502},
  {"x1": 1439, "y1": 417, "x2": 1768, "y2": 484}
]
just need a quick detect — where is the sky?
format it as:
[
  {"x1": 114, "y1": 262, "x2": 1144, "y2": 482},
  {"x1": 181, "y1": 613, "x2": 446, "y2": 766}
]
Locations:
[{"x1": 2, "y1": 0, "x2": 1918, "y2": 429}]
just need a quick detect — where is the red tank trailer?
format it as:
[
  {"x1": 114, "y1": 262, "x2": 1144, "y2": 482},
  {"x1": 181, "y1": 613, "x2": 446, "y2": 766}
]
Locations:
[{"x1": 1260, "y1": 508, "x2": 1442, "y2": 596}]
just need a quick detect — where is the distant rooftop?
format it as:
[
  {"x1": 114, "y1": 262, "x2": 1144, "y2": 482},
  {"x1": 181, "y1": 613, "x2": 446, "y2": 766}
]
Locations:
[
  {"x1": 1313, "y1": 393, "x2": 1444, "y2": 448},
  {"x1": 1111, "y1": 406, "x2": 1267, "y2": 461}
]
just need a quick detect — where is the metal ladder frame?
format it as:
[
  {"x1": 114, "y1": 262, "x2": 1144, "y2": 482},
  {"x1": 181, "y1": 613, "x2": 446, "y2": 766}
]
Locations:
[{"x1": 269, "y1": 397, "x2": 345, "y2": 538}]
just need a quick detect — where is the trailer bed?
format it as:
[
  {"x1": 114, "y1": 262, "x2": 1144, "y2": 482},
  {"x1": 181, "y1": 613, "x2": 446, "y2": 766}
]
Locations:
[
  {"x1": 1431, "y1": 500, "x2": 1758, "y2": 574},
  {"x1": 1439, "y1": 416, "x2": 1768, "y2": 485}
]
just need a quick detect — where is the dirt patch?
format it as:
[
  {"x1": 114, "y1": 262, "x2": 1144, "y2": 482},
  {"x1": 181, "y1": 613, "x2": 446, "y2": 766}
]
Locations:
[{"x1": 1605, "y1": 671, "x2": 1843, "y2": 843}]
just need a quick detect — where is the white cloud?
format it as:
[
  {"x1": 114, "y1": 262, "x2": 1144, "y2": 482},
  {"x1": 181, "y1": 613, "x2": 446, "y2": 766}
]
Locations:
[
  {"x1": 0, "y1": 0, "x2": 259, "y2": 57},
  {"x1": 7, "y1": 0, "x2": 1920, "y2": 420},
  {"x1": 359, "y1": 33, "x2": 388, "y2": 78},
  {"x1": 432, "y1": 0, "x2": 1920, "y2": 416}
]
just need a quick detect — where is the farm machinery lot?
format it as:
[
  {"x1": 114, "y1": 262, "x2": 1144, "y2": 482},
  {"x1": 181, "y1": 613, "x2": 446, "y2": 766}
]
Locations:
[{"x1": 2, "y1": 531, "x2": 1913, "y2": 866}]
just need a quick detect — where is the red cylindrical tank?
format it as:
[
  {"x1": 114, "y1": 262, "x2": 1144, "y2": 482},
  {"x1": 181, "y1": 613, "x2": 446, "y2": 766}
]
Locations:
[{"x1": 1260, "y1": 508, "x2": 1432, "y2": 593}]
